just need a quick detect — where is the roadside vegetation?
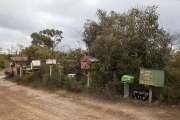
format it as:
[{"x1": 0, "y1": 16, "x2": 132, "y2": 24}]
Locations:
[
  {"x1": 3, "y1": 5, "x2": 180, "y2": 105},
  {"x1": 0, "y1": 56, "x2": 8, "y2": 68},
  {"x1": 0, "y1": 48, "x2": 9, "y2": 69}
]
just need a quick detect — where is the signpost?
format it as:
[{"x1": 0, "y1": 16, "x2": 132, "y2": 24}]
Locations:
[
  {"x1": 46, "y1": 59, "x2": 56, "y2": 76},
  {"x1": 139, "y1": 68, "x2": 164, "y2": 102}
]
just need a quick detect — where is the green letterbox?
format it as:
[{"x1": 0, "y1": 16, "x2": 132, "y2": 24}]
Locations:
[
  {"x1": 121, "y1": 75, "x2": 134, "y2": 83},
  {"x1": 139, "y1": 68, "x2": 164, "y2": 87}
]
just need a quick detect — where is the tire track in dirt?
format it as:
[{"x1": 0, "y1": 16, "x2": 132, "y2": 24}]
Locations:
[
  {"x1": 70, "y1": 99, "x2": 140, "y2": 120},
  {"x1": 0, "y1": 68, "x2": 180, "y2": 120},
  {"x1": 0, "y1": 79, "x2": 140, "y2": 120}
]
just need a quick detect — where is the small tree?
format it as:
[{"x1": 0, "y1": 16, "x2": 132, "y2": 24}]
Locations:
[{"x1": 22, "y1": 45, "x2": 53, "y2": 61}]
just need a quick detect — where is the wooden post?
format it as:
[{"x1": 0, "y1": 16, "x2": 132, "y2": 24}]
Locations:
[
  {"x1": 148, "y1": 87, "x2": 152, "y2": 102},
  {"x1": 58, "y1": 68, "x2": 62, "y2": 80},
  {"x1": 124, "y1": 82, "x2": 129, "y2": 98},
  {"x1": 87, "y1": 71, "x2": 90, "y2": 87},
  {"x1": 50, "y1": 64, "x2": 52, "y2": 76},
  {"x1": 15, "y1": 61, "x2": 17, "y2": 75},
  {"x1": 11, "y1": 65, "x2": 14, "y2": 76},
  {"x1": 58, "y1": 68, "x2": 60, "y2": 79},
  {"x1": 20, "y1": 65, "x2": 22, "y2": 77}
]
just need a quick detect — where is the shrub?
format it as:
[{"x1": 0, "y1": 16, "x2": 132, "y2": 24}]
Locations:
[
  {"x1": 64, "y1": 76, "x2": 86, "y2": 92},
  {"x1": 71, "y1": 79, "x2": 86, "y2": 92},
  {"x1": 160, "y1": 54, "x2": 180, "y2": 104},
  {"x1": 0, "y1": 56, "x2": 8, "y2": 68},
  {"x1": 13, "y1": 75, "x2": 23, "y2": 84},
  {"x1": 22, "y1": 73, "x2": 36, "y2": 84},
  {"x1": 42, "y1": 73, "x2": 61, "y2": 89}
]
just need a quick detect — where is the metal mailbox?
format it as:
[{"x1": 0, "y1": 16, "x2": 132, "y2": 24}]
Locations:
[{"x1": 121, "y1": 75, "x2": 134, "y2": 83}]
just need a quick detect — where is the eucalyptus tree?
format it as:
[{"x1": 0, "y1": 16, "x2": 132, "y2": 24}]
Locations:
[
  {"x1": 122, "y1": 6, "x2": 171, "y2": 69},
  {"x1": 83, "y1": 6, "x2": 171, "y2": 70},
  {"x1": 31, "y1": 29, "x2": 63, "y2": 50}
]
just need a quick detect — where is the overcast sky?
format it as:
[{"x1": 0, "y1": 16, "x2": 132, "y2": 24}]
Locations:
[{"x1": 0, "y1": 0, "x2": 180, "y2": 53}]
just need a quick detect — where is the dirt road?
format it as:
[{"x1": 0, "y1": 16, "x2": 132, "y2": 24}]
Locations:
[{"x1": 0, "y1": 69, "x2": 180, "y2": 120}]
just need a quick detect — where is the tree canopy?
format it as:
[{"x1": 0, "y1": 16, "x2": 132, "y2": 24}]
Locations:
[
  {"x1": 83, "y1": 6, "x2": 171, "y2": 70},
  {"x1": 31, "y1": 29, "x2": 63, "y2": 50},
  {"x1": 22, "y1": 45, "x2": 53, "y2": 61}
]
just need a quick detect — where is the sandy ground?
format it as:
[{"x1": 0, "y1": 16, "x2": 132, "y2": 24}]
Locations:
[{"x1": 0, "y1": 68, "x2": 180, "y2": 120}]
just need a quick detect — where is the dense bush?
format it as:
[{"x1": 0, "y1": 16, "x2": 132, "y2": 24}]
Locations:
[
  {"x1": 64, "y1": 75, "x2": 86, "y2": 92},
  {"x1": 13, "y1": 74, "x2": 23, "y2": 84},
  {"x1": 42, "y1": 74, "x2": 61, "y2": 89},
  {"x1": 0, "y1": 56, "x2": 8, "y2": 68},
  {"x1": 22, "y1": 73, "x2": 37, "y2": 84},
  {"x1": 4, "y1": 70, "x2": 14, "y2": 79},
  {"x1": 160, "y1": 54, "x2": 180, "y2": 104},
  {"x1": 10, "y1": 62, "x2": 84, "y2": 91}
]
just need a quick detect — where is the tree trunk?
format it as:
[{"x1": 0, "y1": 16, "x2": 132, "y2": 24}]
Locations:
[{"x1": 113, "y1": 70, "x2": 117, "y2": 95}]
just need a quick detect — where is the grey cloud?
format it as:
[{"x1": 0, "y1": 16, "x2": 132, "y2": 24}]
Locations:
[{"x1": 0, "y1": 0, "x2": 180, "y2": 52}]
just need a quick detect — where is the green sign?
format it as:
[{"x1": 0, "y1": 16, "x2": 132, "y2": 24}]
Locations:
[{"x1": 139, "y1": 68, "x2": 164, "y2": 87}]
